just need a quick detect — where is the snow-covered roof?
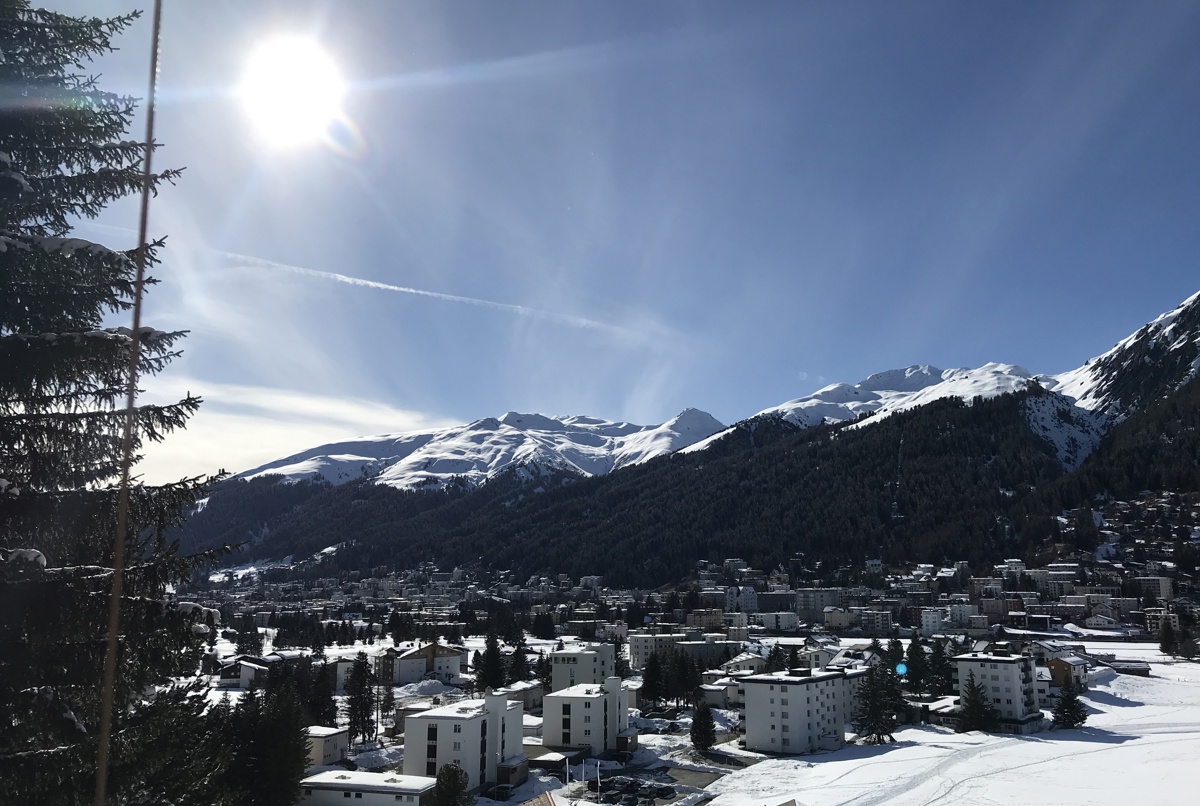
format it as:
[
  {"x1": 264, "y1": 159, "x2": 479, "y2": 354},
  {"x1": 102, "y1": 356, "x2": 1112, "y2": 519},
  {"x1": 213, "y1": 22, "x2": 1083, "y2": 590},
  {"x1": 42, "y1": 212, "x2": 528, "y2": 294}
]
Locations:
[{"x1": 300, "y1": 771, "x2": 435, "y2": 793}]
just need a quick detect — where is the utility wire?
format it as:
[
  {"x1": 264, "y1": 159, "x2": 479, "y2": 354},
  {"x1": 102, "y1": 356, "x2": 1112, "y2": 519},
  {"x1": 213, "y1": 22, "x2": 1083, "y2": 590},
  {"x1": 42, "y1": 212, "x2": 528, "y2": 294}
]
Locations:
[{"x1": 93, "y1": 1, "x2": 163, "y2": 803}]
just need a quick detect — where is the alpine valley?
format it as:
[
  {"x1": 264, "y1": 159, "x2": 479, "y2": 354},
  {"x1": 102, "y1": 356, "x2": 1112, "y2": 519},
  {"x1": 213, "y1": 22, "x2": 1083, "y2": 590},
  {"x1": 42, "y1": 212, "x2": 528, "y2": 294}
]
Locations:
[{"x1": 177, "y1": 290, "x2": 1200, "y2": 586}]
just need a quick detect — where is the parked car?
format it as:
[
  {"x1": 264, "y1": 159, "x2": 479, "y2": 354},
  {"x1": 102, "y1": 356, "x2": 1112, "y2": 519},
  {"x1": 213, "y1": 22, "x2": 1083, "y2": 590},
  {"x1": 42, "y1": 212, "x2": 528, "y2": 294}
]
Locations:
[
  {"x1": 485, "y1": 785, "x2": 515, "y2": 801},
  {"x1": 656, "y1": 787, "x2": 676, "y2": 799}
]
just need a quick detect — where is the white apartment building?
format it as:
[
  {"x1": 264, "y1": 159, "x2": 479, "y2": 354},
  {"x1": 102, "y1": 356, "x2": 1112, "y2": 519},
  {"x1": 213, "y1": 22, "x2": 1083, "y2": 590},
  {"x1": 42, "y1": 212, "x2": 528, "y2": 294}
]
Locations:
[
  {"x1": 740, "y1": 668, "x2": 868, "y2": 754},
  {"x1": 952, "y1": 651, "x2": 1041, "y2": 734},
  {"x1": 948, "y1": 603, "x2": 979, "y2": 626},
  {"x1": 305, "y1": 726, "x2": 348, "y2": 769},
  {"x1": 628, "y1": 632, "x2": 688, "y2": 670},
  {"x1": 920, "y1": 608, "x2": 948, "y2": 633},
  {"x1": 402, "y1": 692, "x2": 528, "y2": 793},
  {"x1": 548, "y1": 642, "x2": 616, "y2": 692},
  {"x1": 1134, "y1": 576, "x2": 1174, "y2": 602},
  {"x1": 542, "y1": 676, "x2": 634, "y2": 757},
  {"x1": 860, "y1": 610, "x2": 893, "y2": 634},
  {"x1": 759, "y1": 612, "x2": 800, "y2": 631}
]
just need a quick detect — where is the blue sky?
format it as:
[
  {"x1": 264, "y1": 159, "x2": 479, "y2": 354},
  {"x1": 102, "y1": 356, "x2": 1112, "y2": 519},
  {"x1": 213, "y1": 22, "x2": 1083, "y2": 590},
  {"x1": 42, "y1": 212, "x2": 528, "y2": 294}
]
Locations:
[{"x1": 48, "y1": 1, "x2": 1200, "y2": 481}]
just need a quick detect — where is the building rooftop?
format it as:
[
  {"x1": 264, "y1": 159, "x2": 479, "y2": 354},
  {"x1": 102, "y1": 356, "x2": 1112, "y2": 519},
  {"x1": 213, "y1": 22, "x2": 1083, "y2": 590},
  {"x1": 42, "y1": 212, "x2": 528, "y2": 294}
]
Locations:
[{"x1": 300, "y1": 771, "x2": 435, "y2": 793}]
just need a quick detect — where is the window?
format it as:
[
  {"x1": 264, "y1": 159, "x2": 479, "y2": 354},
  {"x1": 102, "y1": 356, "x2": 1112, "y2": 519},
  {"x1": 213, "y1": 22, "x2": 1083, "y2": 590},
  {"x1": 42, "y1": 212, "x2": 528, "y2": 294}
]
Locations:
[
  {"x1": 781, "y1": 712, "x2": 788, "y2": 719},
  {"x1": 453, "y1": 742, "x2": 461, "y2": 750},
  {"x1": 782, "y1": 725, "x2": 789, "y2": 732},
  {"x1": 584, "y1": 730, "x2": 591, "y2": 736},
  {"x1": 782, "y1": 738, "x2": 790, "y2": 746},
  {"x1": 781, "y1": 698, "x2": 788, "y2": 706},
  {"x1": 585, "y1": 701, "x2": 591, "y2": 708},
  {"x1": 427, "y1": 762, "x2": 436, "y2": 776},
  {"x1": 453, "y1": 724, "x2": 462, "y2": 734},
  {"x1": 770, "y1": 724, "x2": 775, "y2": 731},
  {"x1": 305, "y1": 790, "x2": 312, "y2": 796},
  {"x1": 781, "y1": 685, "x2": 788, "y2": 692},
  {"x1": 770, "y1": 697, "x2": 775, "y2": 704},
  {"x1": 770, "y1": 711, "x2": 775, "y2": 717},
  {"x1": 584, "y1": 715, "x2": 591, "y2": 723}
]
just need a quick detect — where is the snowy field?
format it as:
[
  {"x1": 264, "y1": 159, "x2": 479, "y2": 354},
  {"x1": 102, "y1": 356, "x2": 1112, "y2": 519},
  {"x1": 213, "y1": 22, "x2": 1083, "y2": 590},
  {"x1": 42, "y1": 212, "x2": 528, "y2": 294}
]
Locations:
[{"x1": 707, "y1": 650, "x2": 1200, "y2": 806}]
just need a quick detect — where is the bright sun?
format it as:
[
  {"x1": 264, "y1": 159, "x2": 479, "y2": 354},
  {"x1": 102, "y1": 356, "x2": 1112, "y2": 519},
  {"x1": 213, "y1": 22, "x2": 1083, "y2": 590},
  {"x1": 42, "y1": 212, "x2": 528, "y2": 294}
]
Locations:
[{"x1": 240, "y1": 37, "x2": 344, "y2": 147}]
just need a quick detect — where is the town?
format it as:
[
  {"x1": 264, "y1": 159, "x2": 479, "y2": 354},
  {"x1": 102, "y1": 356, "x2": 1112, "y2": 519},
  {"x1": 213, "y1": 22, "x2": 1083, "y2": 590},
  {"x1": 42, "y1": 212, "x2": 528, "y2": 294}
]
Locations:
[{"x1": 185, "y1": 499, "x2": 1198, "y2": 805}]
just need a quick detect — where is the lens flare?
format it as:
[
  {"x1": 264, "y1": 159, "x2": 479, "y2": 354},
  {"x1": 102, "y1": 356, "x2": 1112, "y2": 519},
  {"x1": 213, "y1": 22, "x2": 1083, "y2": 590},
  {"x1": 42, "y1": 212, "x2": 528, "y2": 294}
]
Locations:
[{"x1": 240, "y1": 37, "x2": 344, "y2": 147}]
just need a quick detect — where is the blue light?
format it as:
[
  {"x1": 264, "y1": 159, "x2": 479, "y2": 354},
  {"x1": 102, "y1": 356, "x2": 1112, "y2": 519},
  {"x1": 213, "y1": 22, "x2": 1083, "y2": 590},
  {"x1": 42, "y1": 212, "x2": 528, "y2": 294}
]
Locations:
[{"x1": 895, "y1": 662, "x2": 908, "y2": 676}]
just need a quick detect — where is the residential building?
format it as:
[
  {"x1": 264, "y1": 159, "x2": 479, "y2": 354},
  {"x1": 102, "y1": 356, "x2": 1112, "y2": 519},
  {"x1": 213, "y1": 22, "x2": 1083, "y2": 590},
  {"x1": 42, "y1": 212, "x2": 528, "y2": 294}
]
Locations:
[
  {"x1": 740, "y1": 667, "x2": 868, "y2": 754},
  {"x1": 542, "y1": 676, "x2": 635, "y2": 757},
  {"x1": 548, "y1": 642, "x2": 615, "y2": 692},
  {"x1": 795, "y1": 588, "x2": 846, "y2": 622},
  {"x1": 402, "y1": 691, "x2": 528, "y2": 793},
  {"x1": 298, "y1": 771, "x2": 435, "y2": 806},
  {"x1": 628, "y1": 632, "x2": 688, "y2": 670},
  {"x1": 759, "y1": 612, "x2": 799, "y2": 632},
  {"x1": 952, "y1": 651, "x2": 1042, "y2": 734},
  {"x1": 305, "y1": 726, "x2": 348, "y2": 769},
  {"x1": 859, "y1": 610, "x2": 893, "y2": 634},
  {"x1": 375, "y1": 642, "x2": 461, "y2": 686},
  {"x1": 1135, "y1": 577, "x2": 1174, "y2": 602}
]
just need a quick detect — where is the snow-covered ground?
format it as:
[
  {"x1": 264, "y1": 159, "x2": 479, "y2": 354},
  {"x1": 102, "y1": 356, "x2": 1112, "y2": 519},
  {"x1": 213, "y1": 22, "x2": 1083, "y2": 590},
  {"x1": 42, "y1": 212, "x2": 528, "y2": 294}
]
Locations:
[{"x1": 706, "y1": 653, "x2": 1200, "y2": 806}]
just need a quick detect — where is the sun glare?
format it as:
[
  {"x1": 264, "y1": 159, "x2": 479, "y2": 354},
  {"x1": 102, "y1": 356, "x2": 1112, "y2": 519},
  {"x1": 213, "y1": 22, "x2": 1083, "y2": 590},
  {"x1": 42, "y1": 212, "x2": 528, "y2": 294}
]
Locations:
[{"x1": 240, "y1": 37, "x2": 344, "y2": 147}]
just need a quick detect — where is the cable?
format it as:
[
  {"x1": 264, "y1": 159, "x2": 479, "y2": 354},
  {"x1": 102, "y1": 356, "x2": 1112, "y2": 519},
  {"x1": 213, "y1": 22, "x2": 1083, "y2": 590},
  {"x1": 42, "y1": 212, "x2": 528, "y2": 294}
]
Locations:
[{"x1": 93, "y1": 1, "x2": 163, "y2": 802}]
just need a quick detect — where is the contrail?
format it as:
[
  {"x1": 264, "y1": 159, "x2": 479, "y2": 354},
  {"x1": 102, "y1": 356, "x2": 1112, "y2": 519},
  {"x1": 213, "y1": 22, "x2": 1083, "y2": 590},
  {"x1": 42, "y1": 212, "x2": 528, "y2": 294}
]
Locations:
[
  {"x1": 76, "y1": 222, "x2": 631, "y2": 338},
  {"x1": 213, "y1": 249, "x2": 630, "y2": 336}
]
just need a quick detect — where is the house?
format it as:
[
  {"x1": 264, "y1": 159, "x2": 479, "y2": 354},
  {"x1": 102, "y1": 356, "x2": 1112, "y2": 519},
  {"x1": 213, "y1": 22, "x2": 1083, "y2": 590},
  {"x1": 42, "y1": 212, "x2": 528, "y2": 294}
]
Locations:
[
  {"x1": 503, "y1": 680, "x2": 544, "y2": 711},
  {"x1": 721, "y1": 652, "x2": 767, "y2": 675},
  {"x1": 216, "y1": 657, "x2": 268, "y2": 690},
  {"x1": 542, "y1": 676, "x2": 635, "y2": 758},
  {"x1": 547, "y1": 642, "x2": 615, "y2": 692},
  {"x1": 1034, "y1": 667, "x2": 1053, "y2": 708},
  {"x1": 305, "y1": 726, "x2": 349, "y2": 768},
  {"x1": 298, "y1": 771, "x2": 435, "y2": 805},
  {"x1": 375, "y1": 642, "x2": 461, "y2": 686},
  {"x1": 1047, "y1": 656, "x2": 1088, "y2": 691},
  {"x1": 739, "y1": 667, "x2": 868, "y2": 754},
  {"x1": 952, "y1": 651, "x2": 1042, "y2": 734},
  {"x1": 401, "y1": 691, "x2": 528, "y2": 793}
]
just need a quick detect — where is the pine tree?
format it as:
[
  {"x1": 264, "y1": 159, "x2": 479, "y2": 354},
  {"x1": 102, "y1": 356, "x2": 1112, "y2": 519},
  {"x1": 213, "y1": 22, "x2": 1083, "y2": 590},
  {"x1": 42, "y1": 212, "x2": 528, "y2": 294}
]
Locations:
[
  {"x1": 506, "y1": 640, "x2": 530, "y2": 684},
  {"x1": 1179, "y1": 633, "x2": 1198, "y2": 661},
  {"x1": 927, "y1": 641, "x2": 954, "y2": 695},
  {"x1": 1051, "y1": 677, "x2": 1088, "y2": 729},
  {"x1": 478, "y1": 631, "x2": 506, "y2": 691},
  {"x1": 534, "y1": 651, "x2": 552, "y2": 691},
  {"x1": 852, "y1": 665, "x2": 898, "y2": 744},
  {"x1": 690, "y1": 700, "x2": 717, "y2": 751},
  {"x1": 765, "y1": 644, "x2": 788, "y2": 672},
  {"x1": 956, "y1": 671, "x2": 1000, "y2": 732},
  {"x1": 1159, "y1": 620, "x2": 1178, "y2": 656},
  {"x1": 346, "y1": 651, "x2": 377, "y2": 745},
  {"x1": 430, "y1": 762, "x2": 473, "y2": 806},
  {"x1": 0, "y1": 4, "x2": 226, "y2": 803},
  {"x1": 641, "y1": 651, "x2": 664, "y2": 705},
  {"x1": 886, "y1": 637, "x2": 904, "y2": 670},
  {"x1": 904, "y1": 639, "x2": 929, "y2": 695},
  {"x1": 380, "y1": 684, "x2": 395, "y2": 721}
]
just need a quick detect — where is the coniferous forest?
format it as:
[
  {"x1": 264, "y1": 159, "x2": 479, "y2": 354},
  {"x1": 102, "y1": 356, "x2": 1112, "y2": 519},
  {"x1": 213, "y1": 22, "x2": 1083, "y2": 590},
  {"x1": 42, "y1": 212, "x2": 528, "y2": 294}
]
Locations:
[{"x1": 176, "y1": 374, "x2": 1200, "y2": 587}]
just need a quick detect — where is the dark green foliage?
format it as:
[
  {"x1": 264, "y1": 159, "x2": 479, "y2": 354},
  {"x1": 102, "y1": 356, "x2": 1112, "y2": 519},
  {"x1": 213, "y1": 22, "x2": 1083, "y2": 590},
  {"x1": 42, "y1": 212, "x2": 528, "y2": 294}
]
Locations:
[
  {"x1": 530, "y1": 612, "x2": 556, "y2": 640},
  {"x1": 957, "y1": 671, "x2": 1000, "y2": 733},
  {"x1": 690, "y1": 701, "x2": 716, "y2": 751},
  {"x1": 535, "y1": 652, "x2": 552, "y2": 690},
  {"x1": 886, "y1": 638, "x2": 904, "y2": 670},
  {"x1": 478, "y1": 632, "x2": 507, "y2": 691},
  {"x1": 215, "y1": 684, "x2": 309, "y2": 806},
  {"x1": 1051, "y1": 677, "x2": 1088, "y2": 729},
  {"x1": 641, "y1": 652, "x2": 664, "y2": 705},
  {"x1": 430, "y1": 762, "x2": 473, "y2": 806},
  {"x1": 235, "y1": 614, "x2": 265, "y2": 657},
  {"x1": 1160, "y1": 620, "x2": 1178, "y2": 656},
  {"x1": 904, "y1": 640, "x2": 929, "y2": 694},
  {"x1": 506, "y1": 640, "x2": 530, "y2": 684},
  {"x1": 852, "y1": 665, "x2": 898, "y2": 744},
  {"x1": 927, "y1": 642, "x2": 954, "y2": 696},
  {"x1": 0, "y1": 3, "x2": 226, "y2": 802},
  {"x1": 765, "y1": 644, "x2": 787, "y2": 672},
  {"x1": 1178, "y1": 633, "x2": 1197, "y2": 660},
  {"x1": 346, "y1": 652, "x2": 377, "y2": 745}
]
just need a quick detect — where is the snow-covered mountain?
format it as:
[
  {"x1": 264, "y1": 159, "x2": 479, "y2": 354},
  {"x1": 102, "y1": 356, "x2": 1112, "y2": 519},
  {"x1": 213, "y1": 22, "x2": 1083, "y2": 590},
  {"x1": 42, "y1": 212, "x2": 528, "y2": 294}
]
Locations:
[
  {"x1": 238, "y1": 408, "x2": 725, "y2": 490},
  {"x1": 689, "y1": 291, "x2": 1200, "y2": 468},
  {"x1": 240, "y1": 289, "x2": 1200, "y2": 490}
]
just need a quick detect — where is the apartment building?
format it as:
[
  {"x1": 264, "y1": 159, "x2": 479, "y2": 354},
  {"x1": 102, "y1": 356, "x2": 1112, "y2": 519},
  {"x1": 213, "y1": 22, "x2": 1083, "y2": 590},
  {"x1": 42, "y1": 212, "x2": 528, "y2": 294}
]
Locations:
[
  {"x1": 740, "y1": 668, "x2": 868, "y2": 754},
  {"x1": 402, "y1": 692, "x2": 528, "y2": 793},
  {"x1": 547, "y1": 642, "x2": 616, "y2": 692},
  {"x1": 542, "y1": 676, "x2": 634, "y2": 757},
  {"x1": 952, "y1": 651, "x2": 1042, "y2": 734}
]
